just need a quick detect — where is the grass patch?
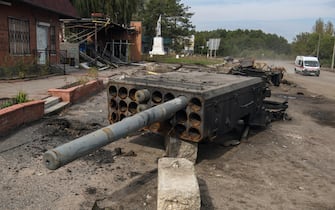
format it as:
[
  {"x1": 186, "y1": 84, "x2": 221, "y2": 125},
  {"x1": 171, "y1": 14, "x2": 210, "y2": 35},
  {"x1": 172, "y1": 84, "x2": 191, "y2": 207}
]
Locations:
[
  {"x1": 144, "y1": 55, "x2": 224, "y2": 66},
  {"x1": 15, "y1": 91, "x2": 28, "y2": 104},
  {"x1": 0, "y1": 91, "x2": 29, "y2": 109},
  {"x1": 0, "y1": 100, "x2": 14, "y2": 109}
]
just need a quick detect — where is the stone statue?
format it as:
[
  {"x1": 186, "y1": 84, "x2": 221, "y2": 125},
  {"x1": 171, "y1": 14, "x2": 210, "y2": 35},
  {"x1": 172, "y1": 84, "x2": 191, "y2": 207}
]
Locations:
[
  {"x1": 156, "y1": 15, "x2": 162, "y2": 37},
  {"x1": 150, "y1": 14, "x2": 165, "y2": 55}
]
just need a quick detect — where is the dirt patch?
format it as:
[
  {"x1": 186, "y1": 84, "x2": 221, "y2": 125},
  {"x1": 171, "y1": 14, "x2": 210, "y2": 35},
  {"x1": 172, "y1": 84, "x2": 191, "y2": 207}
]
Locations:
[
  {"x1": 83, "y1": 149, "x2": 116, "y2": 165},
  {"x1": 41, "y1": 118, "x2": 102, "y2": 138},
  {"x1": 276, "y1": 87, "x2": 335, "y2": 128},
  {"x1": 94, "y1": 169, "x2": 158, "y2": 209},
  {"x1": 308, "y1": 110, "x2": 335, "y2": 128}
]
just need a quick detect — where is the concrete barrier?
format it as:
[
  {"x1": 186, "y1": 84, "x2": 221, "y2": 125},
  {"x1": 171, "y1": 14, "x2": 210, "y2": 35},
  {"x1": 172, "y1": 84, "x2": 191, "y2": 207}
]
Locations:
[{"x1": 157, "y1": 158, "x2": 200, "y2": 210}]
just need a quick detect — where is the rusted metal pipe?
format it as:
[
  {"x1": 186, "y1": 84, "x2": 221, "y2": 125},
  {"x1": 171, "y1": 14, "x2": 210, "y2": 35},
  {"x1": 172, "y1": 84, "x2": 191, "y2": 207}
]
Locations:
[{"x1": 43, "y1": 96, "x2": 188, "y2": 170}]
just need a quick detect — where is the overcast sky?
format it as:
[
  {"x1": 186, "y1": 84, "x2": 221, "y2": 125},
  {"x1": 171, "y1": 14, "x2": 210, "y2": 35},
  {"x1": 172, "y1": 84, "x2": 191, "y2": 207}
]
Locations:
[{"x1": 181, "y1": 0, "x2": 335, "y2": 42}]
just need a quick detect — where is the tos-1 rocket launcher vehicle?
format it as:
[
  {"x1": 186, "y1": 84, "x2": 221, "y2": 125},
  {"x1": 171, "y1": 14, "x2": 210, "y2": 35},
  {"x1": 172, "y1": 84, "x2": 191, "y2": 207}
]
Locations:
[{"x1": 44, "y1": 69, "x2": 286, "y2": 170}]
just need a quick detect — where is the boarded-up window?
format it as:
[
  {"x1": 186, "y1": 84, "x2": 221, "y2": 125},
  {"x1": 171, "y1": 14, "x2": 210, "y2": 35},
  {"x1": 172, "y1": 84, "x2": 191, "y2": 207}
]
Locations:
[
  {"x1": 50, "y1": 26, "x2": 56, "y2": 54},
  {"x1": 8, "y1": 17, "x2": 30, "y2": 55}
]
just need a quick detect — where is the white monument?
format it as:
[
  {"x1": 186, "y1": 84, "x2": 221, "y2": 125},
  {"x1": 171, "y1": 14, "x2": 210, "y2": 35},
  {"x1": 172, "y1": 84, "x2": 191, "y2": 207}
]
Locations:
[{"x1": 150, "y1": 15, "x2": 166, "y2": 55}]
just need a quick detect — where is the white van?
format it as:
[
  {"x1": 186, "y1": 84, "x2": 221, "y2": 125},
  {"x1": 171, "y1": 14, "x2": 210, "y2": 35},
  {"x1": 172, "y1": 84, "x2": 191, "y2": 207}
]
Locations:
[{"x1": 294, "y1": 56, "x2": 320, "y2": 76}]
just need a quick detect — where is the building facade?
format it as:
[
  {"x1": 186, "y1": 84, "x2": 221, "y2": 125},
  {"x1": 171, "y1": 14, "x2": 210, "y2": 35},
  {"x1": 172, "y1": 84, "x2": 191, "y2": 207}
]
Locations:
[{"x1": 0, "y1": 0, "x2": 77, "y2": 67}]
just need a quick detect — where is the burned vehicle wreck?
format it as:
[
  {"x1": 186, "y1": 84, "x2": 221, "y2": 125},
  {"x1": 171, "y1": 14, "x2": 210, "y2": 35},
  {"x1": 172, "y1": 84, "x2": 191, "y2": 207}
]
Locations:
[{"x1": 43, "y1": 68, "x2": 287, "y2": 170}]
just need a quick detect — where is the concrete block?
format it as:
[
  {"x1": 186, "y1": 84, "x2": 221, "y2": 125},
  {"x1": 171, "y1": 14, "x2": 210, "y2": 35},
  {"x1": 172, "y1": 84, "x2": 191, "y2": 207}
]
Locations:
[
  {"x1": 165, "y1": 136, "x2": 198, "y2": 163},
  {"x1": 157, "y1": 158, "x2": 200, "y2": 210}
]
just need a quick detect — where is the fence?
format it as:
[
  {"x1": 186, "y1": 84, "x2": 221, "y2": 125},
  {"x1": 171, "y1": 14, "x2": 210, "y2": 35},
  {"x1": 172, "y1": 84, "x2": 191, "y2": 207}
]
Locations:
[
  {"x1": 0, "y1": 49, "x2": 69, "y2": 79},
  {"x1": 32, "y1": 49, "x2": 68, "y2": 74}
]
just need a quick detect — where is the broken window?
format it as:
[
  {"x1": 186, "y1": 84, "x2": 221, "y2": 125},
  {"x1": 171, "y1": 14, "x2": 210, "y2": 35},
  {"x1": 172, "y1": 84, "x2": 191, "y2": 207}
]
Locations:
[
  {"x1": 50, "y1": 26, "x2": 56, "y2": 54},
  {"x1": 8, "y1": 17, "x2": 30, "y2": 55}
]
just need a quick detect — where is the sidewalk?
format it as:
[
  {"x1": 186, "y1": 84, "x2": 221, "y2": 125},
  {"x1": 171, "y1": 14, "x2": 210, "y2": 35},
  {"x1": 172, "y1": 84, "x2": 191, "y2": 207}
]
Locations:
[
  {"x1": 0, "y1": 68, "x2": 114, "y2": 100},
  {"x1": 0, "y1": 71, "x2": 84, "y2": 100}
]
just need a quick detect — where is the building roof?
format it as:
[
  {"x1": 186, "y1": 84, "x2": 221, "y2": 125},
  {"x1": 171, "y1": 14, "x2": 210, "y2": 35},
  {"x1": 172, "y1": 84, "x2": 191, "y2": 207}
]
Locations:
[{"x1": 19, "y1": 0, "x2": 79, "y2": 18}]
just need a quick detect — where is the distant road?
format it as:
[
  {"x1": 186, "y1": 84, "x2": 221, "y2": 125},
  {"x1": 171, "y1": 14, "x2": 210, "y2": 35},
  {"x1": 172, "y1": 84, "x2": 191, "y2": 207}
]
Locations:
[{"x1": 264, "y1": 60, "x2": 335, "y2": 100}]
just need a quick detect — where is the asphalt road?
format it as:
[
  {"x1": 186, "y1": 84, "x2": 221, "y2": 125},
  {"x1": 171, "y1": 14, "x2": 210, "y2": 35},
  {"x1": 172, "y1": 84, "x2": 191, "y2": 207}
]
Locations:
[{"x1": 265, "y1": 60, "x2": 335, "y2": 100}]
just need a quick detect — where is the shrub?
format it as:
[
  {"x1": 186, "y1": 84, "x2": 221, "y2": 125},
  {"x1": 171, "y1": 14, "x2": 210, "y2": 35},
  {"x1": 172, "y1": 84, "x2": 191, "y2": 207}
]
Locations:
[
  {"x1": 15, "y1": 91, "x2": 28, "y2": 104},
  {"x1": 0, "y1": 91, "x2": 28, "y2": 109}
]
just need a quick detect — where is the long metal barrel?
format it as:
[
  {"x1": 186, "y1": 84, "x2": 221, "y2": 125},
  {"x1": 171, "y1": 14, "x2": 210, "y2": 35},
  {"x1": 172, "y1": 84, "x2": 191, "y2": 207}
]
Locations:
[{"x1": 43, "y1": 96, "x2": 188, "y2": 170}]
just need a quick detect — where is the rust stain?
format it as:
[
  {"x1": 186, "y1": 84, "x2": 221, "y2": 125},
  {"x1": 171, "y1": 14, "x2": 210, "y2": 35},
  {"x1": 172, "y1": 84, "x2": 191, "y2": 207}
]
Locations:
[{"x1": 102, "y1": 128, "x2": 114, "y2": 141}]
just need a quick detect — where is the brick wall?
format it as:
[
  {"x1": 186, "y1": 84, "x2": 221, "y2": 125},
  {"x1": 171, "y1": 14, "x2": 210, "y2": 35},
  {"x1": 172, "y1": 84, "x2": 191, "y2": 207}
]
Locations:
[
  {"x1": 71, "y1": 80, "x2": 104, "y2": 103},
  {"x1": 48, "y1": 80, "x2": 105, "y2": 104},
  {"x1": 0, "y1": 100, "x2": 44, "y2": 135},
  {"x1": 130, "y1": 21, "x2": 142, "y2": 62},
  {"x1": 0, "y1": 2, "x2": 61, "y2": 67}
]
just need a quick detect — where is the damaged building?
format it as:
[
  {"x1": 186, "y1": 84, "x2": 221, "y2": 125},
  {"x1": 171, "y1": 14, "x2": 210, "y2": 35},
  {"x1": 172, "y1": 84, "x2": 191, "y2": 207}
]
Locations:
[{"x1": 60, "y1": 14, "x2": 142, "y2": 69}]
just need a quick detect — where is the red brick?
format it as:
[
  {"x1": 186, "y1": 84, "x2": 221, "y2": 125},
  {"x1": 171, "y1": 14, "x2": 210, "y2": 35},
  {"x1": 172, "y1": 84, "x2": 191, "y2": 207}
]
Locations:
[
  {"x1": 0, "y1": 100, "x2": 44, "y2": 135},
  {"x1": 48, "y1": 79, "x2": 104, "y2": 104},
  {"x1": 0, "y1": 3, "x2": 61, "y2": 67}
]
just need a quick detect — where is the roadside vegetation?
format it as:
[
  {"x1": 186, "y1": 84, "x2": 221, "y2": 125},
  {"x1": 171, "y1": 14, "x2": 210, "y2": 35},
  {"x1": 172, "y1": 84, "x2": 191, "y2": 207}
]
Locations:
[
  {"x1": 291, "y1": 18, "x2": 334, "y2": 67},
  {"x1": 193, "y1": 19, "x2": 334, "y2": 67},
  {"x1": 194, "y1": 29, "x2": 291, "y2": 60},
  {"x1": 0, "y1": 91, "x2": 29, "y2": 109}
]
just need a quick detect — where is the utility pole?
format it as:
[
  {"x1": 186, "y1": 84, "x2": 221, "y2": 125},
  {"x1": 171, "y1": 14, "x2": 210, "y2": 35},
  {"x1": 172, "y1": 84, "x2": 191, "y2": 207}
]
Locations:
[
  {"x1": 95, "y1": 22, "x2": 98, "y2": 65},
  {"x1": 316, "y1": 33, "x2": 321, "y2": 59},
  {"x1": 331, "y1": 35, "x2": 335, "y2": 70}
]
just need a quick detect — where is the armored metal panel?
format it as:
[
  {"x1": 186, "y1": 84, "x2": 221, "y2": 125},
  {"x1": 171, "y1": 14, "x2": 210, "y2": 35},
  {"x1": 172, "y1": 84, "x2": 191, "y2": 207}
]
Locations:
[{"x1": 108, "y1": 70, "x2": 266, "y2": 143}]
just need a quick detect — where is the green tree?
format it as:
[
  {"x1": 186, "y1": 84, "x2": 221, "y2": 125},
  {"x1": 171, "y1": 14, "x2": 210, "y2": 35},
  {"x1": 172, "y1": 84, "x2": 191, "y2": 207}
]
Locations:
[
  {"x1": 292, "y1": 32, "x2": 319, "y2": 56},
  {"x1": 312, "y1": 18, "x2": 334, "y2": 35},
  {"x1": 313, "y1": 18, "x2": 324, "y2": 34},
  {"x1": 140, "y1": 0, "x2": 194, "y2": 52},
  {"x1": 325, "y1": 21, "x2": 334, "y2": 35},
  {"x1": 70, "y1": 0, "x2": 139, "y2": 25},
  {"x1": 194, "y1": 29, "x2": 290, "y2": 58},
  {"x1": 292, "y1": 18, "x2": 335, "y2": 66}
]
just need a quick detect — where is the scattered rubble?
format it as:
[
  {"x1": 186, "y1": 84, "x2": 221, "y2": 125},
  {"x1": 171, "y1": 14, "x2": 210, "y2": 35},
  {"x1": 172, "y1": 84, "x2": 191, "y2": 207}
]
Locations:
[{"x1": 216, "y1": 58, "x2": 286, "y2": 86}]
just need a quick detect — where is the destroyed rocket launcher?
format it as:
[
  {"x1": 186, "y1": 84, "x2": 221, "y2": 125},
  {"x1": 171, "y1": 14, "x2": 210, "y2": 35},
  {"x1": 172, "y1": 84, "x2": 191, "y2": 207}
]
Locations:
[{"x1": 44, "y1": 70, "x2": 271, "y2": 170}]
